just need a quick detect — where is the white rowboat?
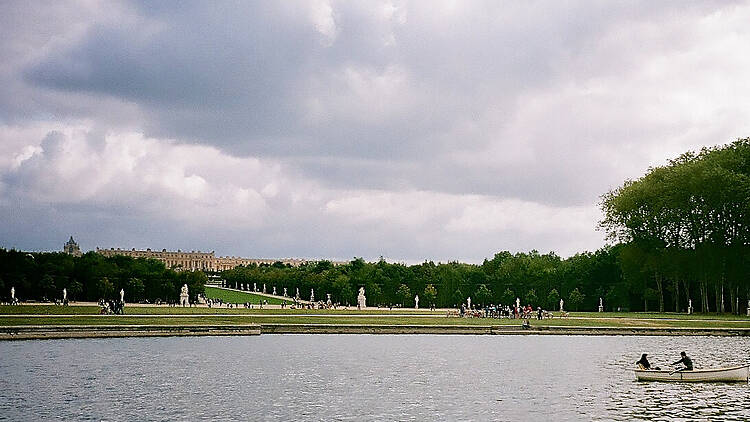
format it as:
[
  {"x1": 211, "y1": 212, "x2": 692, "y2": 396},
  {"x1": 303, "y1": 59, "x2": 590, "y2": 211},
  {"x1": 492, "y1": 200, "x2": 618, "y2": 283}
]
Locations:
[{"x1": 634, "y1": 365, "x2": 749, "y2": 382}]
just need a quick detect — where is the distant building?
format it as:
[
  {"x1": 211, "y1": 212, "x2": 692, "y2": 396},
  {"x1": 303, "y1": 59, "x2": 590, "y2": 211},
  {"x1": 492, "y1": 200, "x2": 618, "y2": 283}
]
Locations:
[
  {"x1": 63, "y1": 236, "x2": 82, "y2": 256},
  {"x1": 94, "y1": 246, "x2": 346, "y2": 271}
]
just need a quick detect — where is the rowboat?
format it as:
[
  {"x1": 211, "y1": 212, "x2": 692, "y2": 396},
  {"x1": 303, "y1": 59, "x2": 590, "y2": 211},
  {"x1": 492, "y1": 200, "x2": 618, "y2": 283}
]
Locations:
[{"x1": 634, "y1": 365, "x2": 749, "y2": 382}]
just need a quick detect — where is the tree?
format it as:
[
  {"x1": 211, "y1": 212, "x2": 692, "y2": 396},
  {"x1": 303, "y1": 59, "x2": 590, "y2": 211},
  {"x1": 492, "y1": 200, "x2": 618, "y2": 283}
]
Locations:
[
  {"x1": 68, "y1": 279, "x2": 83, "y2": 301},
  {"x1": 474, "y1": 284, "x2": 492, "y2": 306},
  {"x1": 423, "y1": 284, "x2": 437, "y2": 307},
  {"x1": 452, "y1": 289, "x2": 464, "y2": 307},
  {"x1": 501, "y1": 288, "x2": 515, "y2": 305},
  {"x1": 396, "y1": 284, "x2": 411, "y2": 307},
  {"x1": 569, "y1": 288, "x2": 585, "y2": 311},
  {"x1": 93, "y1": 277, "x2": 114, "y2": 300},
  {"x1": 547, "y1": 288, "x2": 560, "y2": 310},
  {"x1": 126, "y1": 277, "x2": 145, "y2": 302},
  {"x1": 525, "y1": 289, "x2": 538, "y2": 306}
]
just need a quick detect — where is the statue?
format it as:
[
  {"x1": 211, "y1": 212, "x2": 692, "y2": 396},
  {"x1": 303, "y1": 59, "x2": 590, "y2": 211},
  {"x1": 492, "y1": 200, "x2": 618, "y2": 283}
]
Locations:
[
  {"x1": 263, "y1": 284, "x2": 266, "y2": 294},
  {"x1": 120, "y1": 288, "x2": 125, "y2": 303},
  {"x1": 598, "y1": 297, "x2": 603, "y2": 312},
  {"x1": 516, "y1": 297, "x2": 520, "y2": 309},
  {"x1": 254, "y1": 283, "x2": 257, "y2": 292},
  {"x1": 688, "y1": 299, "x2": 693, "y2": 314},
  {"x1": 283, "y1": 287, "x2": 287, "y2": 297},
  {"x1": 326, "y1": 293, "x2": 332, "y2": 308},
  {"x1": 296, "y1": 288, "x2": 300, "y2": 300},
  {"x1": 62, "y1": 288, "x2": 67, "y2": 301},
  {"x1": 467, "y1": 297, "x2": 471, "y2": 309},
  {"x1": 272, "y1": 286, "x2": 277, "y2": 296},
  {"x1": 180, "y1": 284, "x2": 189, "y2": 307},
  {"x1": 357, "y1": 287, "x2": 366, "y2": 309},
  {"x1": 560, "y1": 298, "x2": 564, "y2": 312},
  {"x1": 11, "y1": 286, "x2": 14, "y2": 300},
  {"x1": 310, "y1": 288, "x2": 315, "y2": 303},
  {"x1": 414, "y1": 295, "x2": 419, "y2": 309}
]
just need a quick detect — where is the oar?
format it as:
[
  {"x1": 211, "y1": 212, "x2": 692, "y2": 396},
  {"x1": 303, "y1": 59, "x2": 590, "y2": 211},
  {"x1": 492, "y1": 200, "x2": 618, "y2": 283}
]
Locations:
[{"x1": 669, "y1": 367, "x2": 685, "y2": 375}]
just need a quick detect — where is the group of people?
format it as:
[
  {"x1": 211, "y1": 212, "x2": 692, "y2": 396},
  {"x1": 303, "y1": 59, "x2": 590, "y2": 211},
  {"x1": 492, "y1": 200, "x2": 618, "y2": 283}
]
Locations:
[
  {"x1": 458, "y1": 303, "x2": 549, "y2": 320},
  {"x1": 98, "y1": 299, "x2": 124, "y2": 315},
  {"x1": 637, "y1": 352, "x2": 694, "y2": 371}
]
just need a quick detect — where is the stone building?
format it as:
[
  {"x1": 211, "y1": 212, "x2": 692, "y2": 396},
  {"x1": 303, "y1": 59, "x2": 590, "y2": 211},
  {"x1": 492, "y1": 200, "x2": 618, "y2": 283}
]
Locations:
[
  {"x1": 95, "y1": 246, "x2": 344, "y2": 271},
  {"x1": 63, "y1": 236, "x2": 82, "y2": 256}
]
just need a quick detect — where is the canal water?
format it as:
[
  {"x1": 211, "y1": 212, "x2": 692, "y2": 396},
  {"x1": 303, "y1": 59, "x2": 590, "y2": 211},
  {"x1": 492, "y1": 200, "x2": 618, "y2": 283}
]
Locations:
[{"x1": 1, "y1": 335, "x2": 748, "y2": 420}]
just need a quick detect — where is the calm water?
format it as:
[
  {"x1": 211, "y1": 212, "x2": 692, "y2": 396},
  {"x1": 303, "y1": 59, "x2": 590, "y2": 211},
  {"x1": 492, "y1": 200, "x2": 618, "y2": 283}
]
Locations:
[{"x1": 1, "y1": 335, "x2": 749, "y2": 421}]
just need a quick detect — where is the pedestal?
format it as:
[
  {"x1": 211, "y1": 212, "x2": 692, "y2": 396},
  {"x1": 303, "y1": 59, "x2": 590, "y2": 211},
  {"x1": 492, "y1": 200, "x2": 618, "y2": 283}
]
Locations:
[{"x1": 687, "y1": 306, "x2": 693, "y2": 315}]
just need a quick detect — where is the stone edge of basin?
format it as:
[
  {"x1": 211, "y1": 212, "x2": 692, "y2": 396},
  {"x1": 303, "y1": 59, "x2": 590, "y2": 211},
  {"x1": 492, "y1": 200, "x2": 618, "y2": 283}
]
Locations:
[{"x1": 2, "y1": 324, "x2": 750, "y2": 340}]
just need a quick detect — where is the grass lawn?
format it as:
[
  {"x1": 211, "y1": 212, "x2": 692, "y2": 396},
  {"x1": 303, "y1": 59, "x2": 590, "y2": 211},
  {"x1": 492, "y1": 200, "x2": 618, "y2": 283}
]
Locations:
[
  {"x1": 1, "y1": 313, "x2": 750, "y2": 329},
  {"x1": 203, "y1": 286, "x2": 286, "y2": 305}
]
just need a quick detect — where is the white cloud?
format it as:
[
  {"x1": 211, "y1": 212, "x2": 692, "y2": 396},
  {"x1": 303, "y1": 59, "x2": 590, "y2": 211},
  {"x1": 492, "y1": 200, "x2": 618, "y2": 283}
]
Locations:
[{"x1": 2, "y1": 1, "x2": 750, "y2": 261}]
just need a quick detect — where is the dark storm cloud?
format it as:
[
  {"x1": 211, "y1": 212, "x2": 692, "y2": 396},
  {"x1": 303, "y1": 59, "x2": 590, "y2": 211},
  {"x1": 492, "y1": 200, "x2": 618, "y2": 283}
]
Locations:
[{"x1": 2, "y1": 0, "x2": 750, "y2": 260}]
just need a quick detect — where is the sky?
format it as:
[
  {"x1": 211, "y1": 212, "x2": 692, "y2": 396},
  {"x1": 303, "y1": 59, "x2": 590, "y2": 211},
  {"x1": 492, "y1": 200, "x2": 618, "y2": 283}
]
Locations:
[{"x1": 2, "y1": 0, "x2": 750, "y2": 263}]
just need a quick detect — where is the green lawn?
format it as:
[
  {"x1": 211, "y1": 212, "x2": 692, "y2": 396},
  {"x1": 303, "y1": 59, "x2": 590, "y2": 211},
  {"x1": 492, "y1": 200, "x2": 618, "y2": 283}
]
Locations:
[
  {"x1": 1, "y1": 314, "x2": 750, "y2": 329},
  {"x1": 0, "y1": 305, "x2": 446, "y2": 315},
  {"x1": 2, "y1": 303, "x2": 750, "y2": 330},
  {"x1": 203, "y1": 286, "x2": 286, "y2": 305}
]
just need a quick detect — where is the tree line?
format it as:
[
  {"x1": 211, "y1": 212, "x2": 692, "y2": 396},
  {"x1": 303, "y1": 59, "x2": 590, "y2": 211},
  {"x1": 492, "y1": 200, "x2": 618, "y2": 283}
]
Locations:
[
  {"x1": 219, "y1": 251, "x2": 622, "y2": 310},
  {"x1": 0, "y1": 250, "x2": 206, "y2": 303},
  {"x1": 600, "y1": 138, "x2": 750, "y2": 314}
]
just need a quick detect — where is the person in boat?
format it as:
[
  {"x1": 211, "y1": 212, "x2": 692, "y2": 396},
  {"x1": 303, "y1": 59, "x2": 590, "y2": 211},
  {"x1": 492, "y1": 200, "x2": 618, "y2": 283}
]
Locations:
[
  {"x1": 672, "y1": 351, "x2": 693, "y2": 370},
  {"x1": 636, "y1": 353, "x2": 652, "y2": 370}
]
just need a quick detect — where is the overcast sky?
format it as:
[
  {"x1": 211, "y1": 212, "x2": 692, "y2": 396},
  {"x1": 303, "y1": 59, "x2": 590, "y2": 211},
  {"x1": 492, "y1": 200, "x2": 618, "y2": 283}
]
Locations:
[{"x1": 2, "y1": 1, "x2": 749, "y2": 263}]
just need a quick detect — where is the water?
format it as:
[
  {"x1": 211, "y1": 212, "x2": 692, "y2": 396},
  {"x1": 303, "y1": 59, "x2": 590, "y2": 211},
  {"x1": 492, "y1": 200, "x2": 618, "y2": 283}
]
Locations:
[{"x1": 0, "y1": 335, "x2": 748, "y2": 421}]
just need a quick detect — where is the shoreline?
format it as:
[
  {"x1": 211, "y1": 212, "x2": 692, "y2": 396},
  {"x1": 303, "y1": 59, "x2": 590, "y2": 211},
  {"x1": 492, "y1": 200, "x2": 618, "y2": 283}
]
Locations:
[{"x1": 3, "y1": 323, "x2": 750, "y2": 341}]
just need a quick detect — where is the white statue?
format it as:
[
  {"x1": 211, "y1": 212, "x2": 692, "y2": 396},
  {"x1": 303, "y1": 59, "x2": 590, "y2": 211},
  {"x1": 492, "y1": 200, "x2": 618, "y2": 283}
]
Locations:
[
  {"x1": 120, "y1": 288, "x2": 125, "y2": 303},
  {"x1": 62, "y1": 288, "x2": 67, "y2": 301},
  {"x1": 560, "y1": 298, "x2": 564, "y2": 312},
  {"x1": 310, "y1": 288, "x2": 315, "y2": 302},
  {"x1": 263, "y1": 284, "x2": 266, "y2": 293},
  {"x1": 326, "y1": 293, "x2": 332, "y2": 307},
  {"x1": 598, "y1": 297, "x2": 603, "y2": 312},
  {"x1": 467, "y1": 297, "x2": 471, "y2": 309},
  {"x1": 273, "y1": 286, "x2": 277, "y2": 295},
  {"x1": 180, "y1": 284, "x2": 189, "y2": 307},
  {"x1": 414, "y1": 295, "x2": 419, "y2": 309},
  {"x1": 254, "y1": 283, "x2": 257, "y2": 292},
  {"x1": 516, "y1": 297, "x2": 520, "y2": 309},
  {"x1": 688, "y1": 299, "x2": 693, "y2": 314},
  {"x1": 357, "y1": 287, "x2": 366, "y2": 309},
  {"x1": 283, "y1": 287, "x2": 287, "y2": 297},
  {"x1": 296, "y1": 288, "x2": 300, "y2": 299},
  {"x1": 11, "y1": 286, "x2": 15, "y2": 300}
]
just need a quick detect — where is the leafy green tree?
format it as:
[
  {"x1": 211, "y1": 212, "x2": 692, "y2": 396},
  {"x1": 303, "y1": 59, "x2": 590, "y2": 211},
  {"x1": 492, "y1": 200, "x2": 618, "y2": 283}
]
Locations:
[
  {"x1": 501, "y1": 288, "x2": 515, "y2": 305},
  {"x1": 568, "y1": 288, "x2": 585, "y2": 311},
  {"x1": 452, "y1": 289, "x2": 464, "y2": 307},
  {"x1": 423, "y1": 284, "x2": 437, "y2": 307},
  {"x1": 474, "y1": 284, "x2": 492, "y2": 306},
  {"x1": 525, "y1": 289, "x2": 538, "y2": 306},
  {"x1": 547, "y1": 288, "x2": 560, "y2": 310},
  {"x1": 126, "y1": 278, "x2": 145, "y2": 302},
  {"x1": 93, "y1": 277, "x2": 114, "y2": 300},
  {"x1": 397, "y1": 284, "x2": 411, "y2": 306}
]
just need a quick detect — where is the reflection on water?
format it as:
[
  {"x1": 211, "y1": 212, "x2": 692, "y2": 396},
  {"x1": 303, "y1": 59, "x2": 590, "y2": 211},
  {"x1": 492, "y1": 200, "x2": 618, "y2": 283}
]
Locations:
[{"x1": 0, "y1": 335, "x2": 748, "y2": 421}]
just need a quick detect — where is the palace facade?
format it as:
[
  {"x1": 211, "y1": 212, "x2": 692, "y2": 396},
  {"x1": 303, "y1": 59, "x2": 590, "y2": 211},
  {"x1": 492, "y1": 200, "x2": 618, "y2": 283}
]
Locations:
[{"x1": 94, "y1": 246, "x2": 344, "y2": 271}]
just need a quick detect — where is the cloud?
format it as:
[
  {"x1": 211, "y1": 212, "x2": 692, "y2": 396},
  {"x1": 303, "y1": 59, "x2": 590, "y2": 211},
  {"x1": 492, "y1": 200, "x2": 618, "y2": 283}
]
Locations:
[{"x1": 2, "y1": 1, "x2": 750, "y2": 261}]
